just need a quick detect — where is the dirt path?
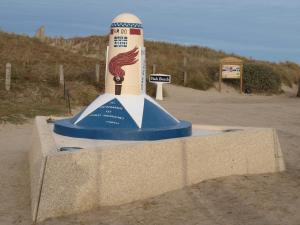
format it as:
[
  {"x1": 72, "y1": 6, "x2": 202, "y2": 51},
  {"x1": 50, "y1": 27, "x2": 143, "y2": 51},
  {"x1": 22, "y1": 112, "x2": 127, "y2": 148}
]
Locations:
[
  {"x1": 0, "y1": 123, "x2": 32, "y2": 225},
  {"x1": 1, "y1": 85, "x2": 300, "y2": 225}
]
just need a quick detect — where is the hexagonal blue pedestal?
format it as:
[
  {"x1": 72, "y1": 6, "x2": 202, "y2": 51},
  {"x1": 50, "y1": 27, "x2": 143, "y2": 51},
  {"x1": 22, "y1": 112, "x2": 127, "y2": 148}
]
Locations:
[{"x1": 54, "y1": 94, "x2": 192, "y2": 140}]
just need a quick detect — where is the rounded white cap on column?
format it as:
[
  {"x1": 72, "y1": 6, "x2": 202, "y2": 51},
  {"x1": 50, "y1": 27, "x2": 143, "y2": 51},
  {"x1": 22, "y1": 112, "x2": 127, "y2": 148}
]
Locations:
[{"x1": 112, "y1": 13, "x2": 142, "y2": 23}]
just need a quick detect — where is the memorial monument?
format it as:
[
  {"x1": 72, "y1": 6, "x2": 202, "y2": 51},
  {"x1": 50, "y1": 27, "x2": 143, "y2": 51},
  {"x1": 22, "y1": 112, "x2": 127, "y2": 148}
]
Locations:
[
  {"x1": 54, "y1": 13, "x2": 191, "y2": 140},
  {"x1": 29, "y1": 13, "x2": 285, "y2": 223}
]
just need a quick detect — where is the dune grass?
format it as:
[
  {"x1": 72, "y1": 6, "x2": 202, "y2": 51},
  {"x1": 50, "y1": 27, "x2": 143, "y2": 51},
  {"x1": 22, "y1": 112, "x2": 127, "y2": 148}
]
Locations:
[
  {"x1": 46, "y1": 35, "x2": 300, "y2": 91},
  {"x1": 0, "y1": 31, "x2": 300, "y2": 123},
  {"x1": 0, "y1": 32, "x2": 100, "y2": 123}
]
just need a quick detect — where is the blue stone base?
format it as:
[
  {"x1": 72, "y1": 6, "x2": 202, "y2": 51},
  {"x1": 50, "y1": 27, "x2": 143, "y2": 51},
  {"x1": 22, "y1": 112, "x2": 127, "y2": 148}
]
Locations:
[{"x1": 54, "y1": 118, "x2": 192, "y2": 141}]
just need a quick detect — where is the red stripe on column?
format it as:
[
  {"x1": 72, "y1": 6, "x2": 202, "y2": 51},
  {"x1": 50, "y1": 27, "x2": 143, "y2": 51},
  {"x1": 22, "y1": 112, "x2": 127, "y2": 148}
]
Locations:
[{"x1": 130, "y1": 29, "x2": 141, "y2": 35}]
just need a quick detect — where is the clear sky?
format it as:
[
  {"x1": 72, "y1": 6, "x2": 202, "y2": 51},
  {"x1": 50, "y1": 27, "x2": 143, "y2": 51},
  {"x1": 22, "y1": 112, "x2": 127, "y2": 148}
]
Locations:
[{"x1": 0, "y1": 0, "x2": 299, "y2": 63}]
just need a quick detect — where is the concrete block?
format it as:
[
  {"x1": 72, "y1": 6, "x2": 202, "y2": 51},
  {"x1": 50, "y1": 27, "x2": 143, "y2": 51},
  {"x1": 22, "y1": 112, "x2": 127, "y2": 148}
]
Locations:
[{"x1": 29, "y1": 117, "x2": 285, "y2": 222}]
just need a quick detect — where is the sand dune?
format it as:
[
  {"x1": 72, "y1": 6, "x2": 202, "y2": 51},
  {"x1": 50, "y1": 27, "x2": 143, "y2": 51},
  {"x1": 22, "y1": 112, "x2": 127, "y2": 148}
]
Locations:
[{"x1": 1, "y1": 85, "x2": 300, "y2": 225}]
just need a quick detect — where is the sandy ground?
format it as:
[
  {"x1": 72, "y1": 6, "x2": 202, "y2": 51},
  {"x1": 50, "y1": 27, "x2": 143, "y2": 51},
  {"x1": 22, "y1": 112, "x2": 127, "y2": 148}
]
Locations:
[{"x1": 1, "y1": 84, "x2": 300, "y2": 225}]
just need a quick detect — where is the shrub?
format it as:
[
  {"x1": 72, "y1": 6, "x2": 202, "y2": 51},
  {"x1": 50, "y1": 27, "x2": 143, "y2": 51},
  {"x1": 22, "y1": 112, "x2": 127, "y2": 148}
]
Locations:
[
  {"x1": 275, "y1": 61, "x2": 300, "y2": 87},
  {"x1": 243, "y1": 62, "x2": 281, "y2": 93},
  {"x1": 186, "y1": 72, "x2": 213, "y2": 90}
]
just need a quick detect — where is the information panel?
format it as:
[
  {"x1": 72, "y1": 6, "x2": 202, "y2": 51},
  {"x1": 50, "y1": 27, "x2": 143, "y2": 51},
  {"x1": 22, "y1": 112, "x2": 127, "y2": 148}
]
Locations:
[{"x1": 221, "y1": 65, "x2": 241, "y2": 79}]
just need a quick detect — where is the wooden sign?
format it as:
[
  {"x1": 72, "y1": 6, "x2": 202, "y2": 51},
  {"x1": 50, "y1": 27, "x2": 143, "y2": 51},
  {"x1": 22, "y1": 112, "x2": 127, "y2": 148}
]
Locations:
[
  {"x1": 219, "y1": 57, "x2": 244, "y2": 93},
  {"x1": 221, "y1": 65, "x2": 241, "y2": 79}
]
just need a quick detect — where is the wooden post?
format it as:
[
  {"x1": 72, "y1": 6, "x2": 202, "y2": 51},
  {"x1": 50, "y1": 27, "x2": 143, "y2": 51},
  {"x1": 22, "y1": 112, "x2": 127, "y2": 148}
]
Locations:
[
  {"x1": 297, "y1": 78, "x2": 300, "y2": 97},
  {"x1": 63, "y1": 80, "x2": 66, "y2": 99},
  {"x1": 66, "y1": 90, "x2": 71, "y2": 115},
  {"x1": 5, "y1": 63, "x2": 11, "y2": 91},
  {"x1": 152, "y1": 64, "x2": 156, "y2": 74},
  {"x1": 59, "y1": 64, "x2": 64, "y2": 86},
  {"x1": 96, "y1": 46, "x2": 100, "y2": 60},
  {"x1": 96, "y1": 64, "x2": 100, "y2": 83},
  {"x1": 183, "y1": 56, "x2": 187, "y2": 86},
  {"x1": 219, "y1": 63, "x2": 222, "y2": 92},
  {"x1": 240, "y1": 64, "x2": 244, "y2": 94}
]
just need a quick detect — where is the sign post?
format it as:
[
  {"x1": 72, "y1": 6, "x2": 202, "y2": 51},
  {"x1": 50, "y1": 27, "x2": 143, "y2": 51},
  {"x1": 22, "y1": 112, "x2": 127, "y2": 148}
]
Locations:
[
  {"x1": 149, "y1": 74, "x2": 171, "y2": 100},
  {"x1": 5, "y1": 63, "x2": 11, "y2": 91},
  {"x1": 59, "y1": 64, "x2": 64, "y2": 87},
  {"x1": 95, "y1": 63, "x2": 100, "y2": 83},
  {"x1": 219, "y1": 57, "x2": 244, "y2": 94},
  {"x1": 297, "y1": 78, "x2": 300, "y2": 97}
]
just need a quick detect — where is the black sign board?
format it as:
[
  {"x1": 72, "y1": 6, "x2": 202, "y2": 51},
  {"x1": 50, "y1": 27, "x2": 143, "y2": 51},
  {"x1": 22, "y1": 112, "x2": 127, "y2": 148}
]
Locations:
[{"x1": 149, "y1": 74, "x2": 171, "y2": 83}]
